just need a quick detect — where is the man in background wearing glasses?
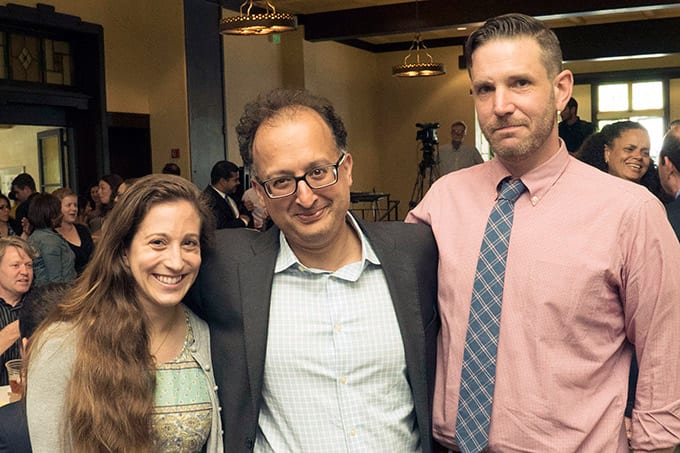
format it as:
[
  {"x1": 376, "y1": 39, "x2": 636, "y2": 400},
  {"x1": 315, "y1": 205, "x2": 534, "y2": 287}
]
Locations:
[{"x1": 188, "y1": 88, "x2": 439, "y2": 453}]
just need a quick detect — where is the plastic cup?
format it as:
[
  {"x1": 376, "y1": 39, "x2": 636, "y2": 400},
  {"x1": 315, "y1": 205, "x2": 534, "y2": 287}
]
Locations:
[{"x1": 5, "y1": 359, "x2": 23, "y2": 397}]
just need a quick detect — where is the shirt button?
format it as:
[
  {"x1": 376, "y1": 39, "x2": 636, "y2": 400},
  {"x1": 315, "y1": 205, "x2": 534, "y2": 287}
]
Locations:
[
  {"x1": 214, "y1": 385, "x2": 219, "y2": 391},
  {"x1": 218, "y1": 406, "x2": 222, "y2": 412},
  {"x1": 531, "y1": 196, "x2": 539, "y2": 205},
  {"x1": 190, "y1": 346, "x2": 198, "y2": 352},
  {"x1": 350, "y1": 429, "x2": 356, "y2": 437},
  {"x1": 204, "y1": 364, "x2": 211, "y2": 371},
  {"x1": 334, "y1": 323, "x2": 342, "y2": 333},
  {"x1": 339, "y1": 376, "x2": 347, "y2": 384}
]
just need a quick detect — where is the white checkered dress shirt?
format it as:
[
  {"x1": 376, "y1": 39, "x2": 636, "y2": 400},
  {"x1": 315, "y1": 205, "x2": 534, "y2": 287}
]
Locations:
[{"x1": 255, "y1": 216, "x2": 421, "y2": 452}]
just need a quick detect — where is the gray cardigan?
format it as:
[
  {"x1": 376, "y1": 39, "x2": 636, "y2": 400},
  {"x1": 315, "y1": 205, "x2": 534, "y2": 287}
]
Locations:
[{"x1": 26, "y1": 306, "x2": 223, "y2": 453}]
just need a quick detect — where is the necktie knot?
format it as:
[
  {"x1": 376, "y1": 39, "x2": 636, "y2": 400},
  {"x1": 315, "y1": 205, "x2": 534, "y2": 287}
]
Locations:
[{"x1": 498, "y1": 178, "x2": 526, "y2": 203}]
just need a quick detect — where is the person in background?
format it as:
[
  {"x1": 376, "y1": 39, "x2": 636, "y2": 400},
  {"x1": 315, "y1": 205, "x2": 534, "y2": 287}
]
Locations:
[
  {"x1": 26, "y1": 174, "x2": 222, "y2": 453},
  {"x1": 407, "y1": 13, "x2": 680, "y2": 452},
  {"x1": 658, "y1": 130, "x2": 680, "y2": 240},
  {"x1": 438, "y1": 121, "x2": 484, "y2": 175},
  {"x1": 10, "y1": 173, "x2": 38, "y2": 234},
  {"x1": 575, "y1": 121, "x2": 664, "y2": 200},
  {"x1": 89, "y1": 174, "x2": 124, "y2": 236},
  {"x1": 203, "y1": 161, "x2": 251, "y2": 229},
  {"x1": 162, "y1": 162, "x2": 181, "y2": 176},
  {"x1": 114, "y1": 177, "x2": 138, "y2": 204},
  {"x1": 26, "y1": 193, "x2": 75, "y2": 286},
  {"x1": 0, "y1": 194, "x2": 20, "y2": 239},
  {"x1": 0, "y1": 237, "x2": 35, "y2": 386},
  {"x1": 52, "y1": 188, "x2": 94, "y2": 275},
  {"x1": 668, "y1": 119, "x2": 680, "y2": 134},
  {"x1": 0, "y1": 282, "x2": 70, "y2": 453},
  {"x1": 80, "y1": 183, "x2": 102, "y2": 227},
  {"x1": 188, "y1": 88, "x2": 438, "y2": 452},
  {"x1": 558, "y1": 97, "x2": 596, "y2": 152},
  {"x1": 241, "y1": 186, "x2": 269, "y2": 231}
]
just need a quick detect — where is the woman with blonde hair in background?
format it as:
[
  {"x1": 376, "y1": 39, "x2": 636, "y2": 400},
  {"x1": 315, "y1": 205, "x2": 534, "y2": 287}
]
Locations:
[
  {"x1": 52, "y1": 188, "x2": 94, "y2": 275},
  {"x1": 25, "y1": 174, "x2": 222, "y2": 452}
]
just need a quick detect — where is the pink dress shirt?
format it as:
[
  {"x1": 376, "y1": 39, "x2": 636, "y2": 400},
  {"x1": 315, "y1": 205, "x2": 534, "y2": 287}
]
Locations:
[{"x1": 407, "y1": 144, "x2": 680, "y2": 451}]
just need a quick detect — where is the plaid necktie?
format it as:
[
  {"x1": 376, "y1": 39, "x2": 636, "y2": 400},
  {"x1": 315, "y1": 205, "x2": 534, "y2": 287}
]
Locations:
[{"x1": 455, "y1": 177, "x2": 526, "y2": 453}]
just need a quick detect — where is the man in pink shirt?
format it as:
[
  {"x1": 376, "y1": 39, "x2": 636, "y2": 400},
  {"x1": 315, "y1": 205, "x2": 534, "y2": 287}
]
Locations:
[{"x1": 407, "y1": 13, "x2": 680, "y2": 453}]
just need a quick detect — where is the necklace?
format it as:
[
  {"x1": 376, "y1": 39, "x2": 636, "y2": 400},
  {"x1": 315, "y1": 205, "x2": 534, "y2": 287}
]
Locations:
[{"x1": 151, "y1": 306, "x2": 182, "y2": 357}]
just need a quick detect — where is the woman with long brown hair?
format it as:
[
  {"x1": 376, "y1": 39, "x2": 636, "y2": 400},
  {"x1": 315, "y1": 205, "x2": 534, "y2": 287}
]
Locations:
[{"x1": 25, "y1": 174, "x2": 222, "y2": 452}]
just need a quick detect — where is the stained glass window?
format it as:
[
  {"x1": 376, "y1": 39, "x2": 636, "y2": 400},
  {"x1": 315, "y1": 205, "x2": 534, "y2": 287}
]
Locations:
[
  {"x1": 10, "y1": 33, "x2": 41, "y2": 82},
  {"x1": 0, "y1": 32, "x2": 73, "y2": 86},
  {"x1": 44, "y1": 39, "x2": 72, "y2": 85}
]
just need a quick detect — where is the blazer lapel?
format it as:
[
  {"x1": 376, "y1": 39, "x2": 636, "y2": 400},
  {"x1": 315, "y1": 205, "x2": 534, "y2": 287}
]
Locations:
[
  {"x1": 239, "y1": 227, "x2": 280, "y2": 413},
  {"x1": 359, "y1": 221, "x2": 428, "y2": 391},
  {"x1": 360, "y1": 221, "x2": 425, "y2": 342}
]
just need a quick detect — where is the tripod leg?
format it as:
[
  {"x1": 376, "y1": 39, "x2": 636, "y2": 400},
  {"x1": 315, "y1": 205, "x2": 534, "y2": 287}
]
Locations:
[{"x1": 409, "y1": 171, "x2": 425, "y2": 209}]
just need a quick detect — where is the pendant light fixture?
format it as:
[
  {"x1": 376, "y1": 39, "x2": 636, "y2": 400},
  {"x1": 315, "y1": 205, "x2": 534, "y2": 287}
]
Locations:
[
  {"x1": 220, "y1": 0, "x2": 297, "y2": 36},
  {"x1": 392, "y1": 0, "x2": 446, "y2": 78}
]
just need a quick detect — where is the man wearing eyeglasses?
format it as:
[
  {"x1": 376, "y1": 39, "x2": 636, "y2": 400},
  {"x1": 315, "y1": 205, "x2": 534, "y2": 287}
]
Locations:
[
  {"x1": 188, "y1": 88, "x2": 439, "y2": 453},
  {"x1": 438, "y1": 121, "x2": 484, "y2": 176}
]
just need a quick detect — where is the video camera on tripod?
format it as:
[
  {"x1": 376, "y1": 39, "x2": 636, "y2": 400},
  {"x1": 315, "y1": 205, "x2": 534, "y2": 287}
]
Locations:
[
  {"x1": 409, "y1": 122, "x2": 441, "y2": 209},
  {"x1": 416, "y1": 122, "x2": 440, "y2": 150},
  {"x1": 416, "y1": 122, "x2": 440, "y2": 169}
]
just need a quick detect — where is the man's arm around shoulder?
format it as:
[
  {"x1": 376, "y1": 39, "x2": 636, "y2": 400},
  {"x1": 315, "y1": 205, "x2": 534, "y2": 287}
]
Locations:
[{"x1": 0, "y1": 321, "x2": 19, "y2": 356}]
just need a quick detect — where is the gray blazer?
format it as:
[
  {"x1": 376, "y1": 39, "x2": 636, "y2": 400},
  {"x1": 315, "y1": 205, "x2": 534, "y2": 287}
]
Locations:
[{"x1": 188, "y1": 219, "x2": 439, "y2": 453}]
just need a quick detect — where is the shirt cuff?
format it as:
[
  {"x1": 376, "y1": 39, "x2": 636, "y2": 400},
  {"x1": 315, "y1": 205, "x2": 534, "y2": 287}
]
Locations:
[{"x1": 630, "y1": 400, "x2": 680, "y2": 450}]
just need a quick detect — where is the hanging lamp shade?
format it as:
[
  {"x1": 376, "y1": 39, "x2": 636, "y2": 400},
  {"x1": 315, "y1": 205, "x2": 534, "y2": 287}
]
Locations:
[
  {"x1": 392, "y1": 34, "x2": 446, "y2": 77},
  {"x1": 220, "y1": 0, "x2": 297, "y2": 36}
]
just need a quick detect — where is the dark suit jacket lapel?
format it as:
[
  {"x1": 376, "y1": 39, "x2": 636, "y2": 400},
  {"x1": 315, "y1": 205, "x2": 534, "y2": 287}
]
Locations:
[
  {"x1": 239, "y1": 226, "x2": 280, "y2": 415},
  {"x1": 359, "y1": 221, "x2": 429, "y2": 426}
]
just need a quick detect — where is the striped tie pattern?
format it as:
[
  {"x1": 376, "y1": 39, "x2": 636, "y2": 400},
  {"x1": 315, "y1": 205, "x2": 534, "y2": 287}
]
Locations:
[{"x1": 455, "y1": 178, "x2": 526, "y2": 453}]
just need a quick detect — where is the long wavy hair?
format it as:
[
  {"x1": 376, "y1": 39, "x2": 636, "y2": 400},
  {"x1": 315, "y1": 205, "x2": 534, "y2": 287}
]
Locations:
[{"x1": 26, "y1": 174, "x2": 215, "y2": 452}]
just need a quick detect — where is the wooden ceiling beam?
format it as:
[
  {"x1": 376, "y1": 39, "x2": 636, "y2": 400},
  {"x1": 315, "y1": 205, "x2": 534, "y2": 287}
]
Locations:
[
  {"x1": 557, "y1": 17, "x2": 680, "y2": 61},
  {"x1": 352, "y1": 17, "x2": 680, "y2": 62},
  {"x1": 300, "y1": 0, "x2": 675, "y2": 41}
]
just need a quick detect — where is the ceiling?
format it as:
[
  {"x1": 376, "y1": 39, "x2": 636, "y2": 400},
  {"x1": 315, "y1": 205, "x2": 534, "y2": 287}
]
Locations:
[{"x1": 218, "y1": 1, "x2": 680, "y2": 61}]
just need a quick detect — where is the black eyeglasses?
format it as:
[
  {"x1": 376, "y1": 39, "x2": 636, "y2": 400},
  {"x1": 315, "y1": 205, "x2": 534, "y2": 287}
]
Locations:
[{"x1": 257, "y1": 153, "x2": 347, "y2": 199}]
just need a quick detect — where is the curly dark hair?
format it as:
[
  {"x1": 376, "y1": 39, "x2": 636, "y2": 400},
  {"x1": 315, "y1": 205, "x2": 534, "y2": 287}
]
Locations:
[
  {"x1": 235, "y1": 88, "x2": 347, "y2": 176},
  {"x1": 575, "y1": 121, "x2": 665, "y2": 200}
]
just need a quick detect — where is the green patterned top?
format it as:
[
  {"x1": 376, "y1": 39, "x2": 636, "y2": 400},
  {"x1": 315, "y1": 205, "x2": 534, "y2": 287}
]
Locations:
[{"x1": 153, "y1": 310, "x2": 213, "y2": 452}]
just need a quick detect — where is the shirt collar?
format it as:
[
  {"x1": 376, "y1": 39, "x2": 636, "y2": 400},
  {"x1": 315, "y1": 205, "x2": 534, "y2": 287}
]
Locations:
[
  {"x1": 0, "y1": 296, "x2": 22, "y2": 311},
  {"x1": 675, "y1": 189, "x2": 680, "y2": 200},
  {"x1": 274, "y1": 213, "x2": 381, "y2": 278},
  {"x1": 487, "y1": 139, "x2": 569, "y2": 206},
  {"x1": 211, "y1": 185, "x2": 227, "y2": 199}
]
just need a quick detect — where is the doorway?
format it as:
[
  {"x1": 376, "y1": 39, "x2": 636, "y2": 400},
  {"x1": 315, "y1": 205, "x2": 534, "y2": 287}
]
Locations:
[{"x1": 37, "y1": 128, "x2": 69, "y2": 193}]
